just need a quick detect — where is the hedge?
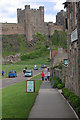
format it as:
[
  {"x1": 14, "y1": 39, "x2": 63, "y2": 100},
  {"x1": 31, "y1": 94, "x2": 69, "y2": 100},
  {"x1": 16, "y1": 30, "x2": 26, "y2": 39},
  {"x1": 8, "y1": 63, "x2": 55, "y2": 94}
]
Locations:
[{"x1": 62, "y1": 88, "x2": 80, "y2": 114}]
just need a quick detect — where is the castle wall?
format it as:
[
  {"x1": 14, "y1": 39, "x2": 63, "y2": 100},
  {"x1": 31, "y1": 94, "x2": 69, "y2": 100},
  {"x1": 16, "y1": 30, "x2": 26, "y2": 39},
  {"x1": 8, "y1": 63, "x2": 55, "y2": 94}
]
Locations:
[
  {"x1": 2, "y1": 23, "x2": 25, "y2": 35},
  {"x1": 54, "y1": 25, "x2": 64, "y2": 31}
]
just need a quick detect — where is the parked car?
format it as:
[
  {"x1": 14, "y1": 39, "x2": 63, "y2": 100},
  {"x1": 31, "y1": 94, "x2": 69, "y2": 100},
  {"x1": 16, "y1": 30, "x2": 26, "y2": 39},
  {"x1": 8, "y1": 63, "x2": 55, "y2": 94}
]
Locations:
[
  {"x1": 41, "y1": 65, "x2": 47, "y2": 68},
  {"x1": 34, "y1": 66, "x2": 38, "y2": 70},
  {"x1": 25, "y1": 70, "x2": 33, "y2": 77},
  {"x1": 8, "y1": 71, "x2": 17, "y2": 78}
]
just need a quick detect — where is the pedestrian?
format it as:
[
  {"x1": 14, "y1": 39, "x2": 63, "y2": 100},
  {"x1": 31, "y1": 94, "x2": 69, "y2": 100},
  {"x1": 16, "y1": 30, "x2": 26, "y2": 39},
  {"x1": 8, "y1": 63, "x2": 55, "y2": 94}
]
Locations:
[
  {"x1": 47, "y1": 68, "x2": 50, "y2": 81},
  {"x1": 41, "y1": 71, "x2": 45, "y2": 81},
  {"x1": 44, "y1": 72, "x2": 47, "y2": 81},
  {"x1": 2, "y1": 70, "x2": 5, "y2": 76},
  {"x1": 23, "y1": 69, "x2": 26, "y2": 74}
]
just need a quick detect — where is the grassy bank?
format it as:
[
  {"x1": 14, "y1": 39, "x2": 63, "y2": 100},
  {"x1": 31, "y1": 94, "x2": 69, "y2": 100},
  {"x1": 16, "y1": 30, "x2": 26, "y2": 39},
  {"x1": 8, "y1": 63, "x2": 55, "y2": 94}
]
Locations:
[{"x1": 2, "y1": 80, "x2": 42, "y2": 118}]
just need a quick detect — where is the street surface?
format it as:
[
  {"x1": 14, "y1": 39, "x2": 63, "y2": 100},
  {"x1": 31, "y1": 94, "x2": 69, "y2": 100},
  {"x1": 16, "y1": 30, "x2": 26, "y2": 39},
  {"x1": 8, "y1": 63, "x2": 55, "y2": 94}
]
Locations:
[{"x1": 2, "y1": 69, "x2": 42, "y2": 88}]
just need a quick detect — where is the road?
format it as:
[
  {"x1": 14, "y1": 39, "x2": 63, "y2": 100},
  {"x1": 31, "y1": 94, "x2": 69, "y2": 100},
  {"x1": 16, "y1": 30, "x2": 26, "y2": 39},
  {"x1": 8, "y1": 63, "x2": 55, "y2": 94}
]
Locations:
[{"x1": 2, "y1": 69, "x2": 42, "y2": 88}]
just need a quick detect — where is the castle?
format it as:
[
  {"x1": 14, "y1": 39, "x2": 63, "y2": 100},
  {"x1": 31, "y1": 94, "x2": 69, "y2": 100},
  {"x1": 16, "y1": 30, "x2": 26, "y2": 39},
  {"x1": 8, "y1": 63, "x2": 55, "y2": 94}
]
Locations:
[{"x1": 2, "y1": 5, "x2": 66, "y2": 41}]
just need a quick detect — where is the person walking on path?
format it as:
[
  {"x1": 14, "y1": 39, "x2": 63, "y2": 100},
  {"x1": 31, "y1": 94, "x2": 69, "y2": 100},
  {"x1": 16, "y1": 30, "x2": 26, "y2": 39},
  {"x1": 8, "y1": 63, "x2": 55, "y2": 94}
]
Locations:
[
  {"x1": 41, "y1": 71, "x2": 45, "y2": 81},
  {"x1": 47, "y1": 68, "x2": 50, "y2": 81}
]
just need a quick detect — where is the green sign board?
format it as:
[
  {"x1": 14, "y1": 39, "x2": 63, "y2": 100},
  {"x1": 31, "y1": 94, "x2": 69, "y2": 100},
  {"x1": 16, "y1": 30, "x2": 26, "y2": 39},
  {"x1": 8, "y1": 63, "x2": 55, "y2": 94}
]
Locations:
[{"x1": 26, "y1": 80, "x2": 35, "y2": 93}]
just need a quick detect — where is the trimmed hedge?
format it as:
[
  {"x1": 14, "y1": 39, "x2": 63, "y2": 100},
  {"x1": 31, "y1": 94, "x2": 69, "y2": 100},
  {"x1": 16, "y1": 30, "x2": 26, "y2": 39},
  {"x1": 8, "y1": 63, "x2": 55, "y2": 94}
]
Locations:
[{"x1": 62, "y1": 88, "x2": 80, "y2": 114}]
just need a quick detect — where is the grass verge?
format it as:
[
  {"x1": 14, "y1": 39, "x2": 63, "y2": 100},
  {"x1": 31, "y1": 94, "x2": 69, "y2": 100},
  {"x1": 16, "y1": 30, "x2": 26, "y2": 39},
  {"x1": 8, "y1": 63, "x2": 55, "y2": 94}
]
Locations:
[{"x1": 2, "y1": 80, "x2": 42, "y2": 118}]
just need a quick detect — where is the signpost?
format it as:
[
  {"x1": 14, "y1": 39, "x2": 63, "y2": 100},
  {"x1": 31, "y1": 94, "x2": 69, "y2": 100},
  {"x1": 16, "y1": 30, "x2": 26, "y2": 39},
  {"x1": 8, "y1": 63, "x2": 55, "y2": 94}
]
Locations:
[{"x1": 26, "y1": 80, "x2": 35, "y2": 93}]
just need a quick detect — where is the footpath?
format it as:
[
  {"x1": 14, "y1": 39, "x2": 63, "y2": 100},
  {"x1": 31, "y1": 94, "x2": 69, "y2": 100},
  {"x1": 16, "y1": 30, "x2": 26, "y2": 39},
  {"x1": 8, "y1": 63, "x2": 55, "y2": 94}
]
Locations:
[{"x1": 28, "y1": 81, "x2": 78, "y2": 118}]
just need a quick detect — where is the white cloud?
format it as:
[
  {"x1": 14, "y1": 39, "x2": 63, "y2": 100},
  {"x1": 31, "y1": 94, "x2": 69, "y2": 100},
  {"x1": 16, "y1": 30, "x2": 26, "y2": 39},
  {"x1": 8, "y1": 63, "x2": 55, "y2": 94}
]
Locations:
[
  {"x1": 53, "y1": 1, "x2": 65, "y2": 11},
  {"x1": 44, "y1": 14, "x2": 56, "y2": 23}
]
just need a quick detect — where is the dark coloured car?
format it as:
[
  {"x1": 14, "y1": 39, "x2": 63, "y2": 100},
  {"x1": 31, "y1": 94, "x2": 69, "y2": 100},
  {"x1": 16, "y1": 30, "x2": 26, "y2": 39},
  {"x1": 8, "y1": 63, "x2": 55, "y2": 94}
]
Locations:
[{"x1": 41, "y1": 65, "x2": 47, "y2": 68}]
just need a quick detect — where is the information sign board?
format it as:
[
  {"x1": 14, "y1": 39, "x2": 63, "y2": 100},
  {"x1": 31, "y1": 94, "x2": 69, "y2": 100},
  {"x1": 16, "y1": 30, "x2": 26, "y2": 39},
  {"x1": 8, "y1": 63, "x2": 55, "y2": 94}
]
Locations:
[{"x1": 26, "y1": 80, "x2": 35, "y2": 93}]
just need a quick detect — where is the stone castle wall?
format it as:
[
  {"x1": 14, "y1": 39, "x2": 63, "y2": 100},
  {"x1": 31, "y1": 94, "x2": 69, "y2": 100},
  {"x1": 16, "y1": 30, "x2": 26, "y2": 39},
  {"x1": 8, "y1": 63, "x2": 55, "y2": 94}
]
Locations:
[
  {"x1": 2, "y1": 23, "x2": 25, "y2": 35},
  {"x1": 56, "y1": 10, "x2": 66, "y2": 26},
  {"x1": 1, "y1": 5, "x2": 65, "y2": 41}
]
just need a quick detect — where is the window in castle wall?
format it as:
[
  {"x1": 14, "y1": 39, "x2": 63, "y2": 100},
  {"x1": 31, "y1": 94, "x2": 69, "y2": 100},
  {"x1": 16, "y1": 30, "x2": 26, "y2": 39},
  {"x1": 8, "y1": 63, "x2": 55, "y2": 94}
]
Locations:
[{"x1": 65, "y1": 18, "x2": 68, "y2": 30}]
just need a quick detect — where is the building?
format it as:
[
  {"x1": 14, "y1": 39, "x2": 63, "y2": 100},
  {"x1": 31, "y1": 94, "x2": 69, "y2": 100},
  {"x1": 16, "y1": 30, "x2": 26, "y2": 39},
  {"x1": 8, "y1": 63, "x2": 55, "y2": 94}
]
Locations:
[
  {"x1": 1, "y1": 5, "x2": 65, "y2": 41},
  {"x1": 63, "y1": 1, "x2": 80, "y2": 97},
  {"x1": 56, "y1": 10, "x2": 66, "y2": 28},
  {"x1": 50, "y1": 48, "x2": 68, "y2": 67}
]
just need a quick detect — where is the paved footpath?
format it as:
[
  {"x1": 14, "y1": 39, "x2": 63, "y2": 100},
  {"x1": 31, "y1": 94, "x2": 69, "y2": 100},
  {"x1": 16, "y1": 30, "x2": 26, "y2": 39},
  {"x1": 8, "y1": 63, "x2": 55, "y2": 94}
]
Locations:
[{"x1": 28, "y1": 81, "x2": 77, "y2": 118}]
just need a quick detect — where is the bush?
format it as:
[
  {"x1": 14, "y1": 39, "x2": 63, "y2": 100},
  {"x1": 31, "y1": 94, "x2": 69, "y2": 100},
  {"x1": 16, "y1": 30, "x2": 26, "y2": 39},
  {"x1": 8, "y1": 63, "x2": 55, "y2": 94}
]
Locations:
[
  {"x1": 57, "y1": 84, "x2": 63, "y2": 89},
  {"x1": 69, "y1": 94, "x2": 80, "y2": 108},
  {"x1": 52, "y1": 82, "x2": 57, "y2": 88},
  {"x1": 69, "y1": 93, "x2": 77, "y2": 102},
  {"x1": 50, "y1": 76, "x2": 65, "y2": 89},
  {"x1": 76, "y1": 106, "x2": 80, "y2": 113},
  {"x1": 72, "y1": 97, "x2": 80, "y2": 108},
  {"x1": 63, "y1": 89, "x2": 73, "y2": 99},
  {"x1": 62, "y1": 82, "x2": 65, "y2": 88},
  {"x1": 62, "y1": 88, "x2": 80, "y2": 110}
]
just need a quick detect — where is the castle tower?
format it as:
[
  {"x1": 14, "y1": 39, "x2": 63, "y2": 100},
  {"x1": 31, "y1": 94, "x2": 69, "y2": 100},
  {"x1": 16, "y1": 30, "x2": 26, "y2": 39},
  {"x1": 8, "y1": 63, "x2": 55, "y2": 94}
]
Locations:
[
  {"x1": 17, "y1": 9, "x2": 22, "y2": 23},
  {"x1": 25, "y1": 5, "x2": 33, "y2": 41},
  {"x1": 17, "y1": 8, "x2": 25, "y2": 23},
  {"x1": 39, "y1": 6, "x2": 44, "y2": 23}
]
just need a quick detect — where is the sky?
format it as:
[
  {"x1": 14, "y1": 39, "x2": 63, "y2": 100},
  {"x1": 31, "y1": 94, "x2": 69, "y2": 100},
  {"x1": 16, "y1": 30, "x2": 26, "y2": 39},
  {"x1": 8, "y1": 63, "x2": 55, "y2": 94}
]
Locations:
[{"x1": 0, "y1": 0, "x2": 66, "y2": 23}]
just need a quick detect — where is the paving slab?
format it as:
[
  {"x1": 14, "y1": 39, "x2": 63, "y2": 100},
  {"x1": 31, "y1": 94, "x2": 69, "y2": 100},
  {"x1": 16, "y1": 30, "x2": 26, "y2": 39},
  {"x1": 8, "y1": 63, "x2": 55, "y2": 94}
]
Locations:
[{"x1": 28, "y1": 81, "x2": 77, "y2": 118}]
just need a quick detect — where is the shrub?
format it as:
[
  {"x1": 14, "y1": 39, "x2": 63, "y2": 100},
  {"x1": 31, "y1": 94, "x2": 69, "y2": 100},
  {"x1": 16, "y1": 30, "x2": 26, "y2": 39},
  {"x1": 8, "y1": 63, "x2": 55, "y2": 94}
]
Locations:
[
  {"x1": 52, "y1": 82, "x2": 57, "y2": 88},
  {"x1": 68, "y1": 94, "x2": 80, "y2": 108},
  {"x1": 56, "y1": 77, "x2": 62, "y2": 84},
  {"x1": 64, "y1": 91, "x2": 72, "y2": 98},
  {"x1": 72, "y1": 97, "x2": 80, "y2": 108},
  {"x1": 76, "y1": 106, "x2": 80, "y2": 113},
  {"x1": 62, "y1": 88, "x2": 80, "y2": 110},
  {"x1": 57, "y1": 84, "x2": 63, "y2": 89},
  {"x1": 69, "y1": 93, "x2": 77, "y2": 102},
  {"x1": 62, "y1": 82, "x2": 65, "y2": 88},
  {"x1": 62, "y1": 88, "x2": 73, "y2": 98},
  {"x1": 50, "y1": 76, "x2": 64, "y2": 89}
]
